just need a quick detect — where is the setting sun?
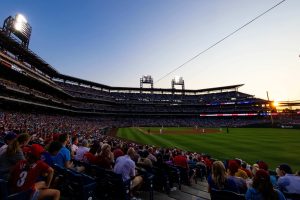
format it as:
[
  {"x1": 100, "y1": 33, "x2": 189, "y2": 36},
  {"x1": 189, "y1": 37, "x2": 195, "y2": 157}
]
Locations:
[{"x1": 273, "y1": 101, "x2": 279, "y2": 107}]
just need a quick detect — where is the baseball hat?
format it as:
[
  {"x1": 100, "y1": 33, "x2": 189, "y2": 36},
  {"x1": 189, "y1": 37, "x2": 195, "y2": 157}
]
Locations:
[
  {"x1": 228, "y1": 160, "x2": 239, "y2": 173},
  {"x1": 278, "y1": 164, "x2": 292, "y2": 174},
  {"x1": 29, "y1": 144, "x2": 45, "y2": 159},
  {"x1": 257, "y1": 161, "x2": 269, "y2": 171}
]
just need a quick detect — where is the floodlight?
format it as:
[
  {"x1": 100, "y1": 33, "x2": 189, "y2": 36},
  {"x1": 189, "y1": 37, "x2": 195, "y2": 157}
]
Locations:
[
  {"x1": 16, "y1": 14, "x2": 27, "y2": 23},
  {"x1": 140, "y1": 75, "x2": 153, "y2": 89},
  {"x1": 14, "y1": 14, "x2": 28, "y2": 31},
  {"x1": 2, "y1": 13, "x2": 32, "y2": 48}
]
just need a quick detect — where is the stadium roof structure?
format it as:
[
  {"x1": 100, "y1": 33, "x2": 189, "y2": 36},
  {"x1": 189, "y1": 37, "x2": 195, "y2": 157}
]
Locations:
[
  {"x1": 0, "y1": 30, "x2": 58, "y2": 76},
  {"x1": 55, "y1": 73, "x2": 243, "y2": 93},
  {"x1": 1, "y1": 27, "x2": 244, "y2": 94}
]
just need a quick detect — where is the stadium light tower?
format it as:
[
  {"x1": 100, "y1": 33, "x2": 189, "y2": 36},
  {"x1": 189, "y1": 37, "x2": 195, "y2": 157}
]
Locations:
[
  {"x1": 140, "y1": 75, "x2": 154, "y2": 93},
  {"x1": 171, "y1": 76, "x2": 185, "y2": 94},
  {"x1": 2, "y1": 14, "x2": 32, "y2": 48}
]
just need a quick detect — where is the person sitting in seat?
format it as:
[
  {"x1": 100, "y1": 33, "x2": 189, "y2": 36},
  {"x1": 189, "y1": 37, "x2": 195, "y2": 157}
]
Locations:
[
  {"x1": 0, "y1": 133, "x2": 28, "y2": 180},
  {"x1": 75, "y1": 139, "x2": 90, "y2": 162},
  {"x1": 208, "y1": 160, "x2": 239, "y2": 193},
  {"x1": 9, "y1": 144, "x2": 60, "y2": 200},
  {"x1": 137, "y1": 150, "x2": 152, "y2": 168},
  {"x1": 95, "y1": 143, "x2": 114, "y2": 170},
  {"x1": 51, "y1": 134, "x2": 73, "y2": 169},
  {"x1": 246, "y1": 169, "x2": 286, "y2": 200},
  {"x1": 227, "y1": 160, "x2": 247, "y2": 194},
  {"x1": 173, "y1": 150, "x2": 195, "y2": 185},
  {"x1": 114, "y1": 147, "x2": 143, "y2": 195},
  {"x1": 277, "y1": 164, "x2": 300, "y2": 195}
]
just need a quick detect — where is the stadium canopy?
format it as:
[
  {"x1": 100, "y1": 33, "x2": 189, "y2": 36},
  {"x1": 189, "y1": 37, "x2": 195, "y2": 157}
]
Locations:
[
  {"x1": 0, "y1": 30, "x2": 58, "y2": 76},
  {"x1": 1, "y1": 27, "x2": 244, "y2": 94},
  {"x1": 55, "y1": 72, "x2": 244, "y2": 94}
]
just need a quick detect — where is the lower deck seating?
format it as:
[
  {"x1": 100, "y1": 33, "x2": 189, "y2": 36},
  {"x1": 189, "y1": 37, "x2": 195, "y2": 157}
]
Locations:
[
  {"x1": 0, "y1": 179, "x2": 32, "y2": 200},
  {"x1": 52, "y1": 164, "x2": 96, "y2": 200}
]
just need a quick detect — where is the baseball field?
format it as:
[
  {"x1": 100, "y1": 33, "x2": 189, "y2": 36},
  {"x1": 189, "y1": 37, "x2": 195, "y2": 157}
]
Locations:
[{"x1": 117, "y1": 127, "x2": 300, "y2": 171}]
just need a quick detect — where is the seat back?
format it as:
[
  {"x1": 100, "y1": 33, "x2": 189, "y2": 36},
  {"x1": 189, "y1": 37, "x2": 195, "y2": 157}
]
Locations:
[
  {"x1": 283, "y1": 192, "x2": 300, "y2": 200},
  {"x1": 210, "y1": 188, "x2": 245, "y2": 200},
  {"x1": 0, "y1": 179, "x2": 8, "y2": 200},
  {"x1": 0, "y1": 179, "x2": 31, "y2": 200},
  {"x1": 53, "y1": 164, "x2": 96, "y2": 200},
  {"x1": 166, "y1": 164, "x2": 181, "y2": 190},
  {"x1": 105, "y1": 170, "x2": 130, "y2": 200}
]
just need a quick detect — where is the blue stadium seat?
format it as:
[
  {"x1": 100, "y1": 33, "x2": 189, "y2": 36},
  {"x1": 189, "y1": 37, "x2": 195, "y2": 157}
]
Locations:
[
  {"x1": 136, "y1": 166, "x2": 154, "y2": 200},
  {"x1": 151, "y1": 166, "x2": 170, "y2": 194},
  {"x1": 104, "y1": 170, "x2": 131, "y2": 200},
  {"x1": 52, "y1": 164, "x2": 96, "y2": 200},
  {"x1": 89, "y1": 165, "x2": 130, "y2": 200},
  {"x1": 0, "y1": 179, "x2": 32, "y2": 200},
  {"x1": 283, "y1": 192, "x2": 300, "y2": 200},
  {"x1": 210, "y1": 188, "x2": 245, "y2": 200},
  {"x1": 166, "y1": 164, "x2": 181, "y2": 190}
]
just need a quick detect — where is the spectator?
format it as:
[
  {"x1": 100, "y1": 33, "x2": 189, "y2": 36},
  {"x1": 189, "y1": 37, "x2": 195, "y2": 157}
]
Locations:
[
  {"x1": 234, "y1": 159, "x2": 248, "y2": 180},
  {"x1": 9, "y1": 144, "x2": 60, "y2": 200},
  {"x1": 0, "y1": 134, "x2": 27, "y2": 180},
  {"x1": 83, "y1": 142, "x2": 99, "y2": 164},
  {"x1": 227, "y1": 160, "x2": 247, "y2": 194},
  {"x1": 71, "y1": 136, "x2": 79, "y2": 159},
  {"x1": 277, "y1": 164, "x2": 300, "y2": 195},
  {"x1": 41, "y1": 141, "x2": 62, "y2": 166},
  {"x1": 112, "y1": 144, "x2": 124, "y2": 160},
  {"x1": 0, "y1": 132, "x2": 17, "y2": 156},
  {"x1": 114, "y1": 147, "x2": 143, "y2": 192},
  {"x1": 147, "y1": 147, "x2": 157, "y2": 164},
  {"x1": 241, "y1": 162, "x2": 252, "y2": 178},
  {"x1": 207, "y1": 161, "x2": 238, "y2": 193},
  {"x1": 246, "y1": 169, "x2": 286, "y2": 200},
  {"x1": 75, "y1": 140, "x2": 90, "y2": 161},
  {"x1": 95, "y1": 143, "x2": 114, "y2": 170},
  {"x1": 52, "y1": 134, "x2": 73, "y2": 168},
  {"x1": 137, "y1": 150, "x2": 152, "y2": 168},
  {"x1": 252, "y1": 164, "x2": 260, "y2": 176}
]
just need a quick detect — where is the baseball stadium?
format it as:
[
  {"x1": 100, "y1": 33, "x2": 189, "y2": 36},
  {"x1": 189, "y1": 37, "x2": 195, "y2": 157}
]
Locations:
[{"x1": 1, "y1": 2, "x2": 300, "y2": 200}]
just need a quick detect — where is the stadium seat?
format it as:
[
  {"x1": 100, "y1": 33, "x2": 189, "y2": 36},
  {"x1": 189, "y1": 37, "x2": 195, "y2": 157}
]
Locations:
[
  {"x1": 0, "y1": 179, "x2": 32, "y2": 200},
  {"x1": 88, "y1": 165, "x2": 130, "y2": 200},
  {"x1": 283, "y1": 192, "x2": 300, "y2": 200},
  {"x1": 151, "y1": 166, "x2": 171, "y2": 194},
  {"x1": 136, "y1": 166, "x2": 154, "y2": 200},
  {"x1": 189, "y1": 163, "x2": 207, "y2": 181},
  {"x1": 166, "y1": 164, "x2": 182, "y2": 190},
  {"x1": 176, "y1": 165, "x2": 189, "y2": 185},
  {"x1": 52, "y1": 164, "x2": 96, "y2": 200},
  {"x1": 104, "y1": 170, "x2": 131, "y2": 200},
  {"x1": 210, "y1": 188, "x2": 245, "y2": 200}
]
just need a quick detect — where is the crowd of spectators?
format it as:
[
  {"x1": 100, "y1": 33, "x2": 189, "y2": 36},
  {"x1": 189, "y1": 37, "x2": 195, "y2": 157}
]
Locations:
[
  {"x1": 57, "y1": 81, "x2": 257, "y2": 106},
  {"x1": 0, "y1": 111, "x2": 299, "y2": 200}
]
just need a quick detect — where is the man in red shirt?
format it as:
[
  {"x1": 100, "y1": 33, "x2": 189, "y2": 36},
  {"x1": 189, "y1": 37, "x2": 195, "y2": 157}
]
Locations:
[
  {"x1": 173, "y1": 150, "x2": 195, "y2": 185},
  {"x1": 9, "y1": 144, "x2": 60, "y2": 200}
]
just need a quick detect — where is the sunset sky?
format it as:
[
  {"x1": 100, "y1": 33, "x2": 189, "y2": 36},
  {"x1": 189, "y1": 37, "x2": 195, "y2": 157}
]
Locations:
[{"x1": 1, "y1": 0, "x2": 299, "y2": 101}]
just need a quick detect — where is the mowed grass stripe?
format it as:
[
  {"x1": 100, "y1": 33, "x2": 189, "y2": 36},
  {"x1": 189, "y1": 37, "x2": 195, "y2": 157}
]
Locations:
[{"x1": 117, "y1": 128, "x2": 300, "y2": 170}]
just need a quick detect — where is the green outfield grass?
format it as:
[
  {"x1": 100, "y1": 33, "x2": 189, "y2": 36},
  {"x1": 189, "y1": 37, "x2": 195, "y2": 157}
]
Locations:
[{"x1": 117, "y1": 127, "x2": 300, "y2": 171}]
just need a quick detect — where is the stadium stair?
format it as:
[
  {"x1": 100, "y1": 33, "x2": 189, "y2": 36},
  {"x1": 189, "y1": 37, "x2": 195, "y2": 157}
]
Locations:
[{"x1": 138, "y1": 178, "x2": 211, "y2": 200}]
